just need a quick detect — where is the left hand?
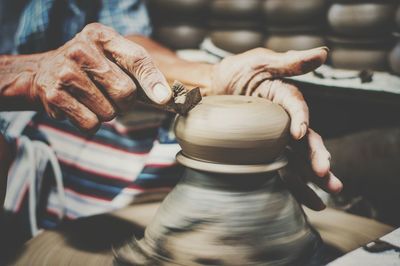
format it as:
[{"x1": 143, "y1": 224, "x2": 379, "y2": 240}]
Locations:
[{"x1": 210, "y1": 47, "x2": 343, "y2": 210}]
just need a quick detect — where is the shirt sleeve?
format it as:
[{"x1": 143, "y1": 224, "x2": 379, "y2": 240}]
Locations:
[{"x1": 98, "y1": 0, "x2": 152, "y2": 37}]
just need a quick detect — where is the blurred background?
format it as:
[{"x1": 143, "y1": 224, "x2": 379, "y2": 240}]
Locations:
[{"x1": 146, "y1": 0, "x2": 400, "y2": 227}]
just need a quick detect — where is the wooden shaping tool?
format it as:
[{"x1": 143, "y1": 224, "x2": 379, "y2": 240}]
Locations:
[{"x1": 136, "y1": 80, "x2": 202, "y2": 116}]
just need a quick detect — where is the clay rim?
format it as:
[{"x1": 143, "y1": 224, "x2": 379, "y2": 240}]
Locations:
[{"x1": 176, "y1": 151, "x2": 288, "y2": 174}]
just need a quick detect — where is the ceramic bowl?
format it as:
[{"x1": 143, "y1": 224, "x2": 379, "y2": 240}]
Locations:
[
  {"x1": 208, "y1": 19, "x2": 262, "y2": 30},
  {"x1": 389, "y1": 41, "x2": 400, "y2": 75},
  {"x1": 211, "y1": 0, "x2": 261, "y2": 19},
  {"x1": 147, "y1": 0, "x2": 211, "y2": 24},
  {"x1": 262, "y1": 0, "x2": 327, "y2": 26},
  {"x1": 327, "y1": 3, "x2": 396, "y2": 37},
  {"x1": 153, "y1": 25, "x2": 207, "y2": 50},
  {"x1": 210, "y1": 30, "x2": 264, "y2": 54},
  {"x1": 264, "y1": 34, "x2": 326, "y2": 52},
  {"x1": 330, "y1": 47, "x2": 389, "y2": 71},
  {"x1": 174, "y1": 95, "x2": 290, "y2": 165}
]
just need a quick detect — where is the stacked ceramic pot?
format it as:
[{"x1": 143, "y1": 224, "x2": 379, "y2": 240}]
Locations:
[
  {"x1": 262, "y1": 0, "x2": 327, "y2": 53},
  {"x1": 146, "y1": 0, "x2": 211, "y2": 50},
  {"x1": 389, "y1": 6, "x2": 400, "y2": 75},
  {"x1": 327, "y1": 0, "x2": 398, "y2": 71},
  {"x1": 208, "y1": 0, "x2": 264, "y2": 54}
]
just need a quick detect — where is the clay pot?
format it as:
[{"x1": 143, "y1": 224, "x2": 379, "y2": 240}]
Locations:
[
  {"x1": 327, "y1": 3, "x2": 397, "y2": 37},
  {"x1": 211, "y1": 0, "x2": 261, "y2": 19},
  {"x1": 175, "y1": 95, "x2": 290, "y2": 165},
  {"x1": 147, "y1": 0, "x2": 211, "y2": 22},
  {"x1": 389, "y1": 41, "x2": 400, "y2": 75},
  {"x1": 153, "y1": 25, "x2": 207, "y2": 50},
  {"x1": 114, "y1": 168, "x2": 321, "y2": 266},
  {"x1": 262, "y1": 0, "x2": 327, "y2": 26},
  {"x1": 328, "y1": 36, "x2": 392, "y2": 71},
  {"x1": 208, "y1": 19, "x2": 261, "y2": 31},
  {"x1": 396, "y1": 6, "x2": 400, "y2": 30},
  {"x1": 264, "y1": 34, "x2": 326, "y2": 52},
  {"x1": 210, "y1": 30, "x2": 265, "y2": 54}
]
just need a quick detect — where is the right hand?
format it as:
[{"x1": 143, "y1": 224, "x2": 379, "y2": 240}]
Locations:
[{"x1": 31, "y1": 23, "x2": 172, "y2": 132}]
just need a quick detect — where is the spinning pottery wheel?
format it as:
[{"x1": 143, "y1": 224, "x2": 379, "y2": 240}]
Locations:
[{"x1": 114, "y1": 95, "x2": 322, "y2": 265}]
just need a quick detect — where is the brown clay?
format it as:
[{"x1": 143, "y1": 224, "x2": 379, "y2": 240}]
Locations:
[
  {"x1": 327, "y1": 3, "x2": 397, "y2": 37},
  {"x1": 210, "y1": 30, "x2": 265, "y2": 54},
  {"x1": 174, "y1": 95, "x2": 290, "y2": 165},
  {"x1": 211, "y1": 0, "x2": 261, "y2": 19},
  {"x1": 262, "y1": 0, "x2": 327, "y2": 26},
  {"x1": 154, "y1": 25, "x2": 207, "y2": 50},
  {"x1": 264, "y1": 34, "x2": 326, "y2": 53},
  {"x1": 114, "y1": 96, "x2": 322, "y2": 266}
]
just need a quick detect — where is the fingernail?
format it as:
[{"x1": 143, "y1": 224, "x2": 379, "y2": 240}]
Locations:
[
  {"x1": 153, "y1": 83, "x2": 171, "y2": 103},
  {"x1": 299, "y1": 122, "x2": 308, "y2": 139}
]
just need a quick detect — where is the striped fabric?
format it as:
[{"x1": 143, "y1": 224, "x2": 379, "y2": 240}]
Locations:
[{"x1": 3, "y1": 112, "x2": 183, "y2": 233}]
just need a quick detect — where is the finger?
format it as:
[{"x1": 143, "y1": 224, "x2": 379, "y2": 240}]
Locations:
[
  {"x1": 253, "y1": 80, "x2": 309, "y2": 139},
  {"x1": 92, "y1": 27, "x2": 172, "y2": 104},
  {"x1": 252, "y1": 46, "x2": 328, "y2": 78},
  {"x1": 308, "y1": 129, "x2": 331, "y2": 177},
  {"x1": 59, "y1": 64, "x2": 116, "y2": 121},
  {"x1": 310, "y1": 171, "x2": 343, "y2": 194},
  {"x1": 280, "y1": 167, "x2": 326, "y2": 211},
  {"x1": 46, "y1": 89, "x2": 100, "y2": 132},
  {"x1": 66, "y1": 41, "x2": 137, "y2": 108}
]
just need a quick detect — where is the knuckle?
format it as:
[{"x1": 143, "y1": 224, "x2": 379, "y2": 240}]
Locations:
[
  {"x1": 80, "y1": 23, "x2": 116, "y2": 41},
  {"x1": 81, "y1": 114, "x2": 100, "y2": 132},
  {"x1": 45, "y1": 89, "x2": 62, "y2": 105},
  {"x1": 113, "y1": 80, "x2": 136, "y2": 100},
  {"x1": 66, "y1": 42, "x2": 89, "y2": 61},
  {"x1": 58, "y1": 66, "x2": 77, "y2": 85},
  {"x1": 132, "y1": 47, "x2": 152, "y2": 67},
  {"x1": 100, "y1": 108, "x2": 117, "y2": 122},
  {"x1": 81, "y1": 23, "x2": 103, "y2": 36}
]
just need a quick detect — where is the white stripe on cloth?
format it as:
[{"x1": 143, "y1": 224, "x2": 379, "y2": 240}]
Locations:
[
  {"x1": 4, "y1": 136, "x2": 66, "y2": 237},
  {"x1": 144, "y1": 141, "x2": 180, "y2": 166},
  {"x1": 38, "y1": 124, "x2": 150, "y2": 181}
]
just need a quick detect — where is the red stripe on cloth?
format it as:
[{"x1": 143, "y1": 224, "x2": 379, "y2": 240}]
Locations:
[
  {"x1": 38, "y1": 124, "x2": 150, "y2": 155},
  {"x1": 59, "y1": 158, "x2": 138, "y2": 183},
  {"x1": 64, "y1": 187, "x2": 112, "y2": 202}
]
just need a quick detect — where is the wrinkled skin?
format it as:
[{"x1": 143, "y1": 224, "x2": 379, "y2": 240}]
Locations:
[
  {"x1": 211, "y1": 47, "x2": 343, "y2": 210},
  {"x1": 30, "y1": 23, "x2": 172, "y2": 132}
]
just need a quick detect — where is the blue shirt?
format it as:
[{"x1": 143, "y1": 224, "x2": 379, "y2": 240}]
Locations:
[{"x1": 0, "y1": 0, "x2": 152, "y2": 54}]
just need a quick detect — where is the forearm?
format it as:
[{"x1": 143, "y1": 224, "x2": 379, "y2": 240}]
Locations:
[
  {"x1": 127, "y1": 35, "x2": 214, "y2": 95},
  {"x1": 0, "y1": 54, "x2": 45, "y2": 110}
]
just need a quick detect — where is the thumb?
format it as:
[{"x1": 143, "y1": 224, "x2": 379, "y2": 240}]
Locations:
[
  {"x1": 257, "y1": 46, "x2": 329, "y2": 78},
  {"x1": 103, "y1": 34, "x2": 172, "y2": 104}
]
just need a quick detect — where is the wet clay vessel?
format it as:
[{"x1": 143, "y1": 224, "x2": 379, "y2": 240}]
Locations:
[
  {"x1": 264, "y1": 34, "x2": 326, "y2": 53},
  {"x1": 147, "y1": 0, "x2": 211, "y2": 23},
  {"x1": 327, "y1": 36, "x2": 393, "y2": 71},
  {"x1": 262, "y1": 0, "x2": 327, "y2": 26},
  {"x1": 210, "y1": 30, "x2": 264, "y2": 54},
  {"x1": 154, "y1": 25, "x2": 207, "y2": 50},
  {"x1": 209, "y1": 0, "x2": 262, "y2": 30},
  {"x1": 114, "y1": 96, "x2": 322, "y2": 266},
  {"x1": 327, "y1": 3, "x2": 397, "y2": 37}
]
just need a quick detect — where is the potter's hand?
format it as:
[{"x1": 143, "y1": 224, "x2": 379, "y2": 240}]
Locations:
[
  {"x1": 30, "y1": 23, "x2": 171, "y2": 132},
  {"x1": 211, "y1": 47, "x2": 342, "y2": 210}
]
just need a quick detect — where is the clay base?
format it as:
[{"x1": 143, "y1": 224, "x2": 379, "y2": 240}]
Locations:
[{"x1": 114, "y1": 168, "x2": 321, "y2": 266}]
